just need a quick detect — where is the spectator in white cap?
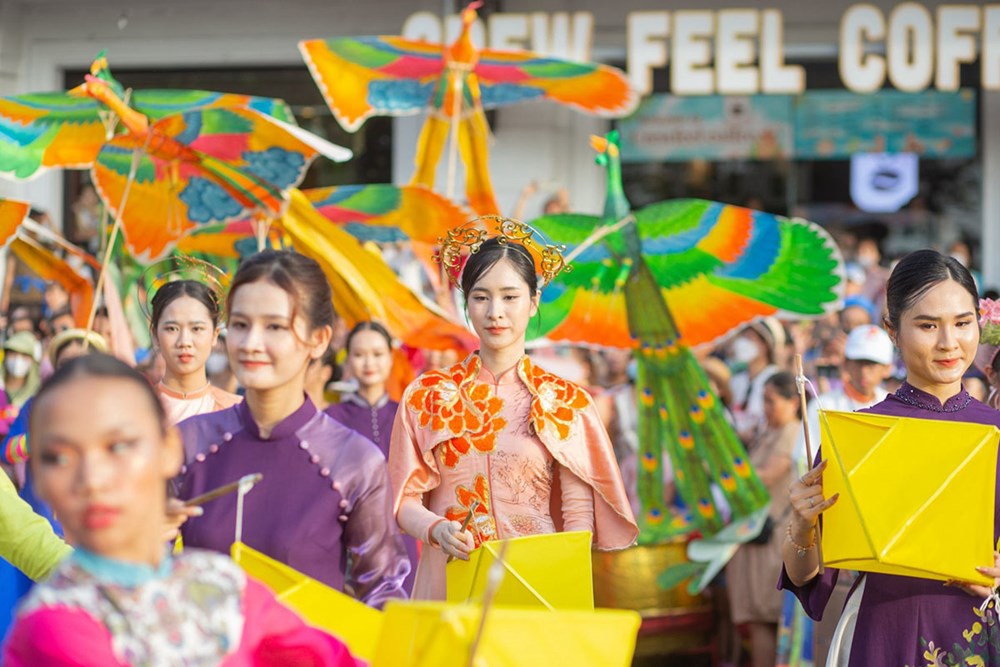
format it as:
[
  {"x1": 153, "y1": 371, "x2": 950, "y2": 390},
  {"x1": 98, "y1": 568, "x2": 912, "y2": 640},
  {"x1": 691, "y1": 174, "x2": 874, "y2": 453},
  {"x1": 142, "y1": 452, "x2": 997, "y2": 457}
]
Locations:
[{"x1": 793, "y1": 324, "x2": 894, "y2": 467}]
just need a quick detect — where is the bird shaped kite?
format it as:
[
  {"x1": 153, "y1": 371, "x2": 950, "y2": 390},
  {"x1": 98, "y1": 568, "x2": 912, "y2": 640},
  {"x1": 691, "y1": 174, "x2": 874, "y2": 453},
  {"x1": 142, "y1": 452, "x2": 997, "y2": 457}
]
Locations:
[
  {"x1": 300, "y1": 1, "x2": 637, "y2": 215},
  {"x1": 0, "y1": 199, "x2": 30, "y2": 249},
  {"x1": 0, "y1": 53, "x2": 351, "y2": 261},
  {"x1": 529, "y1": 131, "x2": 843, "y2": 549}
]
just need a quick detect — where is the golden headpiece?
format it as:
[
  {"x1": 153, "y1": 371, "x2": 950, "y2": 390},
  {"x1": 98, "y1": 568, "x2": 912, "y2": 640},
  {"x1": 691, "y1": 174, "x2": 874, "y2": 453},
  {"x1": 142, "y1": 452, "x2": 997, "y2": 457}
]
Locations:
[
  {"x1": 140, "y1": 255, "x2": 231, "y2": 323},
  {"x1": 436, "y1": 215, "x2": 571, "y2": 289}
]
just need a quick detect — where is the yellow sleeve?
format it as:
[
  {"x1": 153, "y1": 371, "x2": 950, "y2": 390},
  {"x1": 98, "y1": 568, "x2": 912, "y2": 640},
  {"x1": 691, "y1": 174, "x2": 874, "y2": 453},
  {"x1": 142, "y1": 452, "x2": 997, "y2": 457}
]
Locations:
[{"x1": 0, "y1": 472, "x2": 71, "y2": 581}]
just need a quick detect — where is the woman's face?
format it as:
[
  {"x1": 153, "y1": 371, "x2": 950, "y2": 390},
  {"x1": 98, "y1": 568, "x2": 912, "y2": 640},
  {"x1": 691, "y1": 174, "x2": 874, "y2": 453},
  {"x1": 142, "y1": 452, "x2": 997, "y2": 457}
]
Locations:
[
  {"x1": 32, "y1": 377, "x2": 180, "y2": 565},
  {"x1": 155, "y1": 296, "x2": 217, "y2": 379},
  {"x1": 347, "y1": 329, "x2": 392, "y2": 391},
  {"x1": 226, "y1": 280, "x2": 330, "y2": 394},
  {"x1": 763, "y1": 385, "x2": 798, "y2": 427},
  {"x1": 892, "y1": 279, "x2": 979, "y2": 395},
  {"x1": 466, "y1": 259, "x2": 539, "y2": 355}
]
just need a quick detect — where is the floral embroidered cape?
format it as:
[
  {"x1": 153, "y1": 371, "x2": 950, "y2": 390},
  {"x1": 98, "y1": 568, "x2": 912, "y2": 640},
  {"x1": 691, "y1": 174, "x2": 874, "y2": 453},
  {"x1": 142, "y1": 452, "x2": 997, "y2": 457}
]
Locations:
[{"x1": 391, "y1": 353, "x2": 638, "y2": 552}]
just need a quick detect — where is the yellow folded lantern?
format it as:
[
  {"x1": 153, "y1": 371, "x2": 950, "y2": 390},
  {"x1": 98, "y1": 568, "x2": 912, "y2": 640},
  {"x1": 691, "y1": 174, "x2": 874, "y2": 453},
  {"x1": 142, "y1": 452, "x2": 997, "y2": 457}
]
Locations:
[
  {"x1": 819, "y1": 410, "x2": 999, "y2": 585},
  {"x1": 230, "y1": 542, "x2": 383, "y2": 661},
  {"x1": 446, "y1": 531, "x2": 593, "y2": 610},
  {"x1": 372, "y1": 601, "x2": 641, "y2": 667}
]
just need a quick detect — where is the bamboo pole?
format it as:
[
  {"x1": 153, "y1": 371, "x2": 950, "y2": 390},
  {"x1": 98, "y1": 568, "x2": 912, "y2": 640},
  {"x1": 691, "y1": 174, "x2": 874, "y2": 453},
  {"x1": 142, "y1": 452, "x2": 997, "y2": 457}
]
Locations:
[{"x1": 795, "y1": 354, "x2": 824, "y2": 574}]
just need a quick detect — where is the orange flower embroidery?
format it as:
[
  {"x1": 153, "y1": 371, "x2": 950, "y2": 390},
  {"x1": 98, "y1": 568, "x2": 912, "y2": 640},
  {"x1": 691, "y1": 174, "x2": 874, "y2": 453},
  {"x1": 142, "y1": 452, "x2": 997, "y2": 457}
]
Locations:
[
  {"x1": 405, "y1": 357, "x2": 507, "y2": 468},
  {"x1": 520, "y1": 357, "x2": 589, "y2": 440},
  {"x1": 445, "y1": 474, "x2": 497, "y2": 548}
]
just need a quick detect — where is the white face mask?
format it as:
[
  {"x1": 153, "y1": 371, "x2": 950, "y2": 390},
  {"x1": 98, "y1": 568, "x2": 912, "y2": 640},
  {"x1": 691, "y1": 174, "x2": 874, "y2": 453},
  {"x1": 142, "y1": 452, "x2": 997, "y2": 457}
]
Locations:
[
  {"x1": 5, "y1": 355, "x2": 32, "y2": 379},
  {"x1": 205, "y1": 352, "x2": 228, "y2": 376},
  {"x1": 730, "y1": 337, "x2": 760, "y2": 365}
]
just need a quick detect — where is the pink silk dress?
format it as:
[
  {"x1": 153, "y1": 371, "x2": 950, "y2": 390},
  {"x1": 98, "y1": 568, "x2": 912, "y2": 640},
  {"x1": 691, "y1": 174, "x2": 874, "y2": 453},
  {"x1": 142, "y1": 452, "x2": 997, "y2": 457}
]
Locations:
[
  {"x1": 389, "y1": 353, "x2": 638, "y2": 600},
  {"x1": 157, "y1": 382, "x2": 242, "y2": 426}
]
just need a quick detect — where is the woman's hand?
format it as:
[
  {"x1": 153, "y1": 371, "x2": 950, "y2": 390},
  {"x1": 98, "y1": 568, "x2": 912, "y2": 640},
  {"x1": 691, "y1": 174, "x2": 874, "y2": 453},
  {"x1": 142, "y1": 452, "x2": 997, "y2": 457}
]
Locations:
[
  {"x1": 431, "y1": 519, "x2": 474, "y2": 561},
  {"x1": 950, "y1": 552, "x2": 1000, "y2": 598},
  {"x1": 163, "y1": 498, "x2": 202, "y2": 542},
  {"x1": 788, "y1": 459, "x2": 839, "y2": 536}
]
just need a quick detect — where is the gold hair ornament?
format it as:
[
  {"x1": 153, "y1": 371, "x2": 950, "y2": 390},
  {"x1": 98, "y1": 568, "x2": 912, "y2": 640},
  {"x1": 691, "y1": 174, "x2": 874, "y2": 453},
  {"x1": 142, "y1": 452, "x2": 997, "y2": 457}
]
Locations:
[
  {"x1": 140, "y1": 255, "x2": 231, "y2": 323},
  {"x1": 435, "y1": 215, "x2": 571, "y2": 289}
]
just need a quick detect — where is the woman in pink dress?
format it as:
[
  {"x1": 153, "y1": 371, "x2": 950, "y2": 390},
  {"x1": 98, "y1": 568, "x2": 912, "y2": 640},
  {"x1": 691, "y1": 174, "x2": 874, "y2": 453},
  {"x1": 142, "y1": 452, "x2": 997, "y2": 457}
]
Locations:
[
  {"x1": 150, "y1": 280, "x2": 241, "y2": 425},
  {"x1": 3, "y1": 353, "x2": 355, "y2": 666},
  {"x1": 389, "y1": 233, "x2": 638, "y2": 600}
]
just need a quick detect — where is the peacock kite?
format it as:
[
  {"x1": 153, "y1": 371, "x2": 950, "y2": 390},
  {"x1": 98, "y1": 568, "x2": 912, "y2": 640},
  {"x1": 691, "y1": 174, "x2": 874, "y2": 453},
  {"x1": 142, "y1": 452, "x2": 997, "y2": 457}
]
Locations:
[
  {"x1": 299, "y1": 1, "x2": 636, "y2": 215},
  {"x1": 0, "y1": 53, "x2": 351, "y2": 261},
  {"x1": 529, "y1": 131, "x2": 843, "y2": 587}
]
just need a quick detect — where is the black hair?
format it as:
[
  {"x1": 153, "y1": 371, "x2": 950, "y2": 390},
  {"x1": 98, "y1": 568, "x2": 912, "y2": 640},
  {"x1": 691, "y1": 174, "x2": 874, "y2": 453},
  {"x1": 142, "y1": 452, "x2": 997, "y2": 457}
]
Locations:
[
  {"x1": 884, "y1": 250, "x2": 979, "y2": 331},
  {"x1": 460, "y1": 237, "x2": 538, "y2": 299},
  {"x1": 765, "y1": 371, "x2": 802, "y2": 418},
  {"x1": 29, "y1": 354, "x2": 167, "y2": 437},
  {"x1": 151, "y1": 280, "x2": 221, "y2": 331},
  {"x1": 48, "y1": 307, "x2": 74, "y2": 324},
  {"x1": 52, "y1": 336, "x2": 101, "y2": 367},
  {"x1": 228, "y1": 250, "x2": 334, "y2": 333},
  {"x1": 345, "y1": 320, "x2": 393, "y2": 353}
]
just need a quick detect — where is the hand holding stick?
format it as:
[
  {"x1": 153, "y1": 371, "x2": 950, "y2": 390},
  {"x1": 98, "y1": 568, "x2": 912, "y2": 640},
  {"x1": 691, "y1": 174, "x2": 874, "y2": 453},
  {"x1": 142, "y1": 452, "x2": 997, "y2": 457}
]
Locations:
[
  {"x1": 445, "y1": 500, "x2": 480, "y2": 564},
  {"x1": 184, "y1": 473, "x2": 263, "y2": 507},
  {"x1": 794, "y1": 354, "x2": 824, "y2": 574}
]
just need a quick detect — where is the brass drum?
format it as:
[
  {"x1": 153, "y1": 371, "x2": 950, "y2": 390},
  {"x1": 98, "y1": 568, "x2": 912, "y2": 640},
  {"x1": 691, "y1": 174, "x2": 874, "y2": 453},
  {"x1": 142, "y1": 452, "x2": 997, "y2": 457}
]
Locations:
[{"x1": 593, "y1": 541, "x2": 715, "y2": 660}]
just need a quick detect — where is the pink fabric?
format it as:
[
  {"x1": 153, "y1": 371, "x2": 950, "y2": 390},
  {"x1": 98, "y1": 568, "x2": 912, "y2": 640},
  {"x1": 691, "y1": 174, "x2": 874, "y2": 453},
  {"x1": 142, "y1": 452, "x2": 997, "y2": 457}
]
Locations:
[
  {"x1": 157, "y1": 383, "x2": 242, "y2": 426},
  {"x1": 390, "y1": 354, "x2": 637, "y2": 600},
  {"x1": 3, "y1": 607, "x2": 127, "y2": 666},
  {"x1": 235, "y1": 578, "x2": 359, "y2": 667}
]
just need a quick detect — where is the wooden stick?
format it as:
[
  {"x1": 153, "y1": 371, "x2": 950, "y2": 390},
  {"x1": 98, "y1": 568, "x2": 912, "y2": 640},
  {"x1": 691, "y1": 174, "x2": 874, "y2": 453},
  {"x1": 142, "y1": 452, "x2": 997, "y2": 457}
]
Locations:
[
  {"x1": 794, "y1": 354, "x2": 824, "y2": 574},
  {"x1": 84, "y1": 141, "x2": 146, "y2": 346},
  {"x1": 185, "y1": 473, "x2": 263, "y2": 507},
  {"x1": 446, "y1": 499, "x2": 480, "y2": 564}
]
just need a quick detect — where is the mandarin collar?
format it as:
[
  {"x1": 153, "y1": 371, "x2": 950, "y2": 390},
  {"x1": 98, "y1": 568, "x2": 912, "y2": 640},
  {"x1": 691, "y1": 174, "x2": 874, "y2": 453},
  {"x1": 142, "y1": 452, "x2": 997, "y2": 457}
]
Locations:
[
  {"x1": 73, "y1": 548, "x2": 172, "y2": 588},
  {"x1": 894, "y1": 381, "x2": 972, "y2": 413},
  {"x1": 473, "y1": 352, "x2": 527, "y2": 386},
  {"x1": 237, "y1": 394, "x2": 317, "y2": 440},
  {"x1": 341, "y1": 391, "x2": 390, "y2": 409}
]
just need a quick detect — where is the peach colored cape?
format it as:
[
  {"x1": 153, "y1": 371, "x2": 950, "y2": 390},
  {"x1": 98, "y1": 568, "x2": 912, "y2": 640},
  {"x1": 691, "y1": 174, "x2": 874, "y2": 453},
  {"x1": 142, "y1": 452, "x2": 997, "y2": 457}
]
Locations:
[{"x1": 389, "y1": 354, "x2": 638, "y2": 598}]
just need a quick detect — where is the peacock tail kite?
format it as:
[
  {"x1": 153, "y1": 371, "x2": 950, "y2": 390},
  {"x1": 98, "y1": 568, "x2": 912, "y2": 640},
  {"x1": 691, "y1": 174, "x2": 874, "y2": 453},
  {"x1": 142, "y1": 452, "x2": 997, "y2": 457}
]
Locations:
[
  {"x1": 529, "y1": 131, "x2": 844, "y2": 552},
  {"x1": 0, "y1": 53, "x2": 351, "y2": 261},
  {"x1": 299, "y1": 1, "x2": 637, "y2": 215}
]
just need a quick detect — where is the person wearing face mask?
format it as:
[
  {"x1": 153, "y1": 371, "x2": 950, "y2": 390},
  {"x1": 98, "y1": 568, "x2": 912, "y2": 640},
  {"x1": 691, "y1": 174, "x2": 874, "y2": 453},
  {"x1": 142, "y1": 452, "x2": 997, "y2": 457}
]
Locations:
[
  {"x1": 2, "y1": 332, "x2": 41, "y2": 410},
  {"x1": 728, "y1": 318, "x2": 785, "y2": 443}
]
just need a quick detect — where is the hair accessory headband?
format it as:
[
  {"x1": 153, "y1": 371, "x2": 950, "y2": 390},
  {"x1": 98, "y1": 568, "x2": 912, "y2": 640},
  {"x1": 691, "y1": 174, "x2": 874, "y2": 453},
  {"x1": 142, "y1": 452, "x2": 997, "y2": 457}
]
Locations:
[
  {"x1": 140, "y1": 255, "x2": 231, "y2": 323},
  {"x1": 436, "y1": 214, "x2": 571, "y2": 289}
]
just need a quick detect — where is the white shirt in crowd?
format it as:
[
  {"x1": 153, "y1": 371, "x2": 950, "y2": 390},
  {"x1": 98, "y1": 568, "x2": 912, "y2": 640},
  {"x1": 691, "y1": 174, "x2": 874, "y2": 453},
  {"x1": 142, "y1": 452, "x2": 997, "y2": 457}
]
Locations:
[{"x1": 793, "y1": 385, "x2": 889, "y2": 468}]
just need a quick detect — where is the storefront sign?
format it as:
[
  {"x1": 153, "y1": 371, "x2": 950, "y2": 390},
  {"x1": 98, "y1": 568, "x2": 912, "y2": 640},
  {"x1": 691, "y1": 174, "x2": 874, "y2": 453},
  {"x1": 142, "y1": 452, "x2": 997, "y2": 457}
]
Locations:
[
  {"x1": 617, "y1": 95, "x2": 793, "y2": 162},
  {"x1": 795, "y1": 89, "x2": 976, "y2": 159},
  {"x1": 402, "y1": 4, "x2": 1000, "y2": 97}
]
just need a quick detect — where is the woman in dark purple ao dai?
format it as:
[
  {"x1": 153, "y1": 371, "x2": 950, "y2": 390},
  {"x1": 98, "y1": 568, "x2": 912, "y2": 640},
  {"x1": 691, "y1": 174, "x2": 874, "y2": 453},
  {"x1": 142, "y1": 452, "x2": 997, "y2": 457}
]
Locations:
[{"x1": 781, "y1": 249, "x2": 1000, "y2": 666}]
